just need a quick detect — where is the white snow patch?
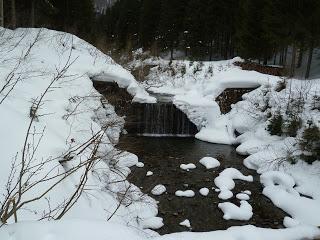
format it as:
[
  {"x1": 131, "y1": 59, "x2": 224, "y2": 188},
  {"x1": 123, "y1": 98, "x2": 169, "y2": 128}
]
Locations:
[
  {"x1": 175, "y1": 190, "x2": 195, "y2": 197},
  {"x1": 180, "y1": 163, "x2": 196, "y2": 171},
  {"x1": 218, "y1": 201, "x2": 253, "y2": 221},
  {"x1": 146, "y1": 171, "x2": 154, "y2": 176},
  {"x1": 151, "y1": 185, "x2": 166, "y2": 196},
  {"x1": 136, "y1": 162, "x2": 145, "y2": 168},
  {"x1": 179, "y1": 219, "x2": 191, "y2": 228},
  {"x1": 236, "y1": 193, "x2": 250, "y2": 201},
  {"x1": 140, "y1": 217, "x2": 164, "y2": 230},
  {"x1": 199, "y1": 157, "x2": 220, "y2": 169},
  {"x1": 214, "y1": 168, "x2": 253, "y2": 200},
  {"x1": 199, "y1": 188, "x2": 210, "y2": 196}
]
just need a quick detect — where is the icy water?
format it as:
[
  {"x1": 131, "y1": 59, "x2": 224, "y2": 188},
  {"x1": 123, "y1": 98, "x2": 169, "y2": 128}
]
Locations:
[{"x1": 117, "y1": 136, "x2": 286, "y2": 234}]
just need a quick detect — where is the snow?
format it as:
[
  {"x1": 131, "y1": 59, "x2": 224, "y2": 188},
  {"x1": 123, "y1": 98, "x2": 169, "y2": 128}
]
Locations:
[
  {"x1": 156, "y1": 225, "x2": 320, "y2": 240},
  {"x1": 199, "y1": 157, "x2": 220, "y2": 169},
  {"x1": 236, "y1": 193, "x2": 250, "y2": 201},
  {"x1": 140, "y1": 217, "x2": 164, "y2": 230},
  {"x1": 136, "y1": 162, "x2": 145, "y2": 168},
  {"x1": 175, "y1": 190, "x2": 195, "y2": 197},
  {"x1": 179, "y1": 219, "x2": 191, "y2": 228},
  {"x1": 199, "y1": 188, "x2": 210, "y2": 196},
  {"x1": 1, "y1": 220, "x2": 319, "y2": 240},
  {"x1": 180, "y1": 163, "x2": 196, "y2": 171},
  {"x1": 214, "y1": 168, "x2": 253, "y2": 200},
  {"x1": 261, "y1": 171, "x2": 320, "y2": 226},
  {"x1": 146, "y1": 171, "x2": 154, "y2": 176},
  {"x1": 218, "y1": 200, "x2": 253, "y2": 221},
  {"x1": 151, "y1": 185, "x2": 167, "y2": 196},
  {"x1": 0, "y1": 28, "x2": 158, "y2": 231}
]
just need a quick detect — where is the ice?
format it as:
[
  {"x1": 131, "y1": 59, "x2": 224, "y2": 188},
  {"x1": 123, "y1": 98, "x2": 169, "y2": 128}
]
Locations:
[
  {"x1": 180, "y1": 163, "x2": 196, "y2": 171},
  {"x1": 218, "y1": 200, "x2": 253, "y2": 221},
  {"x1": 199, "y1": 157, "x2": 220, "y2": 169},
  {"x1": 151, "y1": 185, "x2": 166, "y2": 196},
  {"x1": 175, "y1": 190, "x2": 195, "y2": 197},
  {"x1": 179, "y1": 219, "x2": 191, "y2": 228},
  {"x1": 214, "y1": 168, "x2": 253, "y2": 200},
  {"x1": 199, "y1": 188, "x2": 210, "y2": 196}
]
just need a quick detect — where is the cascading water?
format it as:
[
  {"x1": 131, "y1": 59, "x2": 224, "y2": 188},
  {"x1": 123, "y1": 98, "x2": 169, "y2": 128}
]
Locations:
[{"x1": 126, "y1": 102, "x2": 198, "y2": 137}]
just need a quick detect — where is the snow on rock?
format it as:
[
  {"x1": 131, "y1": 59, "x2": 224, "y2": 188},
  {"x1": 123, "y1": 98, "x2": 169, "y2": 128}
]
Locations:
[
  {"x1": 179, "y1": 219, "x2": 191, "y2": 228},
  {"x1": 175, "y1": 190, "x2": 195, "y2": 197},
  {"x1": 243, "y1": 190, "x2": 251, "y2": 195},
  {"x1": 180, "y1": 163, "x2": 196, "y2": 171},
  {"x1": 146, "y1": 171, "x2": 154, "y2": 176},
  {"x1": 136, "y1": 162, "x2": 145, "y2": 168},
  {"x1": 151, "y1": 185, "x2": 167, "y2": 196},
  {"x1": 140, "y1": 217, "x2": 164, "y2": 230},
  {"x1": 236, "y1": 193, "x2": 250, "y2": 201},
  {"x1": 199, "y1": 188, "x2": 210, "y2": 196},
  {"x1": 218, "y1": 201, "x2": 253, "y2": 221},
  {"x1": 214, "y1": 168, "x2": 253, "y2": 200},
  {"x1": 199, "y1": 157, "x2": 220, "y2": 169},
  {"x1": 261, "y1": 171, "x2": 320, "y2": 226}
]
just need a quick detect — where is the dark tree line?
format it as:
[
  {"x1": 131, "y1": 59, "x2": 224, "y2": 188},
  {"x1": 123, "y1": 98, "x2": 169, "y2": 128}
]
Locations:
[
  {"x1": 100, "y1": 0, "x2": 320, "y2": 78},
  {"x1": 2, "y1": 0, "x2": 320, "y2": 78},
  {"x1": 2, "y1": 0, "x2": 95, "y2": 41}
]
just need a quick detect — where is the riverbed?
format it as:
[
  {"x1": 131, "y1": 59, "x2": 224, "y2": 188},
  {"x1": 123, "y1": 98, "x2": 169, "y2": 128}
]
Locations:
[{"x1": 117, "y1": 136, "x2": 286, "y2": 234}]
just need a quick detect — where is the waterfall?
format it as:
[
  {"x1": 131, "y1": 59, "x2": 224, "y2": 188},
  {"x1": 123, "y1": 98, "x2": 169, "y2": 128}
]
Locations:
[{"x1": 126, "y1": 102, "x2": 198, "y2": 137}]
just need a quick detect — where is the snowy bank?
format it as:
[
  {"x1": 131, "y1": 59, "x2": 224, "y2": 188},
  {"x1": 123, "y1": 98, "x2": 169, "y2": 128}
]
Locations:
[{"x1": 0, "y1": 28, "x2": 157, "y2": 231}]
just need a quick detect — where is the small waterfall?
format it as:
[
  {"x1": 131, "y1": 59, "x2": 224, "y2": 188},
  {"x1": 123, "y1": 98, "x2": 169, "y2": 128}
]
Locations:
[{"x1": 126, "y1": 102, "x2": 198, "y2": 137}]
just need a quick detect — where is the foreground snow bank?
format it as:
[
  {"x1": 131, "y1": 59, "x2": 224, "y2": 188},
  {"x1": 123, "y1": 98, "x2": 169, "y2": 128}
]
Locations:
[
  {"x1": 2, "y1": 220, "x2": 319, "y2": 240},
  {"x1": 0, "y1": 28, "x2": 157, "y2": 230}
]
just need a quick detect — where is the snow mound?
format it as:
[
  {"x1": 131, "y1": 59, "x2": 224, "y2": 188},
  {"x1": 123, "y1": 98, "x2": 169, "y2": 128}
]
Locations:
[
  {"x1": 175, "y1": 190, "x2": 195, "y2": 197},
  {"x1": 179, "y1": 219, "x2": 191, "y2": 228},
  {"x1": 199, "y1": 188, "x2": 210, "y2": 196},
  {"x1": 180, "y1": 163, "x2": 196, "y2": 171},
  {"x1": 214, "y1": 168, "x2": 253, "y2": 200},
  {"x1": 146, "y1": 171, "x2": 154, "y2": 176},
  {"x1": 199, "y1": 157, "x2": 220, "y2": 169},
  {"x1": 261, "y1": 171, "x2": 320, "y2": 226},
  {"x1": 218, "y1": 201, "x2": 253, "y2": 221},
  {"x1": 236, "y1": 193, "x2": 250, "y2": 201},
  {"x1": 140, "y1": 217, "x2": 164, "y2": 230},
  {"x1": 151, "y1": 185, "x2": 166, "y2": 196}
]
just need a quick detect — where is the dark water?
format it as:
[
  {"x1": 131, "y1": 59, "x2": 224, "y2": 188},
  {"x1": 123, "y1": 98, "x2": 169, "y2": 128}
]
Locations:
[{"x1": 117, "y1": 136, "x2": 286, "y2": 235}]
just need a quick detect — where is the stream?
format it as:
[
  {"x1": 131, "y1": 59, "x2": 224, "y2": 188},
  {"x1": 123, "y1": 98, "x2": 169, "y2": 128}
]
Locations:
[{"x1": 117, "y1": 136, "x2": 286, "y2": 234}]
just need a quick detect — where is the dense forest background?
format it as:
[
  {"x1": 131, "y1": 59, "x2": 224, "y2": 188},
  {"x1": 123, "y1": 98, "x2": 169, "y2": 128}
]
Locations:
[{"x1": 2, "y1": 0, "x2": 320, "y2": 78}]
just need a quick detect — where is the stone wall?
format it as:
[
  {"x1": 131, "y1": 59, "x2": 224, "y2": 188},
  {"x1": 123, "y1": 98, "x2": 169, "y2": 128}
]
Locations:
[{"x1": 216, "y1": 88, "x2": 255, "y2": 114}]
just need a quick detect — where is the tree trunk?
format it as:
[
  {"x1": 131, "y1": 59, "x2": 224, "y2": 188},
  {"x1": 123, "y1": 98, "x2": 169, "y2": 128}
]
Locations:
[
  {"x1": 30, "y1": 0, "x2": 35, "y2": 27},
  {"x1": 11, "y1": 0, "x2": 16, "y2": 28},
  {"x1": 297, "y1": 45, "x2": 304, "y2": 68},
  {"x1": 209, "y1": 40, "x2": 213, "y2": 61},
  {"x1": 305, "y1": 40, "x2": 314, "y2": 79},
  {"x1": 283, "y1": 47, "x2": 288, "y2": 67},
  {"x1": 290, "y1": 44, "x2": 296, "y2": 78},
  {"x1": 0, "y1": 0, "x2": 3, "y2": 27}
]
